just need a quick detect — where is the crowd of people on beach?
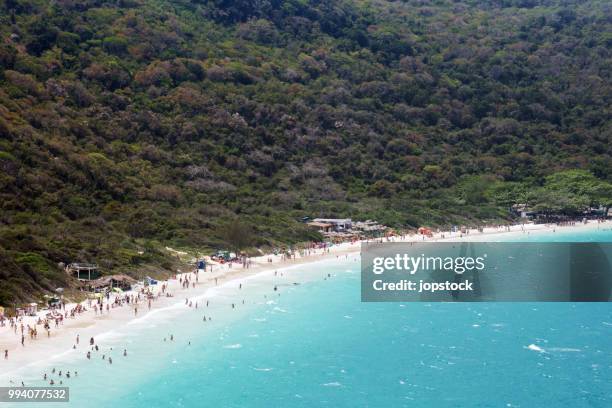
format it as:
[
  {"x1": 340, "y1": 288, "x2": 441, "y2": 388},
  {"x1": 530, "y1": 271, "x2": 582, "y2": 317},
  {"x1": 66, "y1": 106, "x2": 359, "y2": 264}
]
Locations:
[
  {"x1": 2, "y1": 219, "x2": 609, "y2": 387},
  {"x1": 4, "y1": 249, "x2": 348, "y2": 388},
  {"x1": 1, "y1": 241, "x2": 349, "y2": 385}
]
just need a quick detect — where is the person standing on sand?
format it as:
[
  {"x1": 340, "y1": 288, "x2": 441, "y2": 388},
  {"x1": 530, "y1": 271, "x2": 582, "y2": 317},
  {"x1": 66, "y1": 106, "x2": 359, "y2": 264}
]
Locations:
[{"x1": 4, "y1": 349, "x2": 7, "y2": 359}]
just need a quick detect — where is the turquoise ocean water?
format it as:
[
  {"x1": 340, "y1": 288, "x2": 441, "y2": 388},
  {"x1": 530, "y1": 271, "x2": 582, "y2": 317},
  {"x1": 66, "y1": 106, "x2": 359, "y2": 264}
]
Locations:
[{"x1": 4, "y1": 227, "x2": 612, "y2": 407}]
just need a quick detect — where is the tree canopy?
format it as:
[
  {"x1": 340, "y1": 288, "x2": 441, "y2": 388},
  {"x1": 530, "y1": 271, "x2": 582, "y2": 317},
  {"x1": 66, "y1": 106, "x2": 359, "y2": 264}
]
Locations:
[{"x1": 0, "y1": 0, "x2": 610, "y2": 303}]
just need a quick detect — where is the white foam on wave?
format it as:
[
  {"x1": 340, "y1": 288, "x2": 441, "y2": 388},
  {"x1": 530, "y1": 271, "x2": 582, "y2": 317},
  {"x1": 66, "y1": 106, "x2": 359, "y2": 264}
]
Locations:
[
  {"x1": 223, "y1": 343, "x2": 242, "y2": 349},
  {"x1": 322, "y1": 382, "x2": 342, "y2": 387},
  {"x1": 548, "y1": 347, "x2": 582, "y2": 352},
  {"x1": 252, "y1": 367, "x2": 273, "y2": 371},
  {"x1": 526, "y1": 344, "x2": 545, "y2": 353}
]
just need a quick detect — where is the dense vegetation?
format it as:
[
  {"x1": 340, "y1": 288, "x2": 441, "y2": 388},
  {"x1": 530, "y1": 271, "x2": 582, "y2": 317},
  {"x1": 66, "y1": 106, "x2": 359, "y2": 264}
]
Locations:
[{"x1": 0, "y1": 0, "x2": 610, "y2": 304}]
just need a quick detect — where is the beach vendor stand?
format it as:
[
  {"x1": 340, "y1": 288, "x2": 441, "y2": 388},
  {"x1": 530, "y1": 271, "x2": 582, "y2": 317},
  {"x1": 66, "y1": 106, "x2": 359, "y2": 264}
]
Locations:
[
  {"x1": 417, "y1": 227, "x2": 433, "y2": 237},
  {"x1": 25, "y1": 302, "x2": 38, "y2": 316}
]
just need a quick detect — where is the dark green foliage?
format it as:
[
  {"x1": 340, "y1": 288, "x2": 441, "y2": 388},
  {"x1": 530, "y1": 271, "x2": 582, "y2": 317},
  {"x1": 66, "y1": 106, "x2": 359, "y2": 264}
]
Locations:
[
  {"x1": 0, "y1": 0, "x2": 610, "y2": 303},
  {"x1": 216, "y1": 219, "x2": 254, "y2": 253}
]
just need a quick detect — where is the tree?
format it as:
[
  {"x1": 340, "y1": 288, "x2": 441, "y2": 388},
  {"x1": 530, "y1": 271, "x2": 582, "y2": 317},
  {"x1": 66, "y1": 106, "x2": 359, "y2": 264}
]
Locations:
[
  {"x1": 529, "y1": 188, "x2": 590, "y2": 215},
  {"x1": 218, "y1": 219, "x2": 254, "y2": 253},
  {"x1": 544, "y1": 170, "x2": 612, "y2": 208}
]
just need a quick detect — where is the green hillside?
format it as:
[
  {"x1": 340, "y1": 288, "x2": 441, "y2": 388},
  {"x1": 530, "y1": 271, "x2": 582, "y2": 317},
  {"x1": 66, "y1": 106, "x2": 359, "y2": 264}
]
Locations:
[{"x1": 0, "y1": 0, "x2": 610, "y2": 304}]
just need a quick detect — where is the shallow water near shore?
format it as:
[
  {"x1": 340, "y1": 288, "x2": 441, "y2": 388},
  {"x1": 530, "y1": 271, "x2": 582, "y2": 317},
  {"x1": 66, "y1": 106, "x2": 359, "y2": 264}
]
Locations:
[{"x1": 3, "y1": 227, "x2": 612, "y2": 407}]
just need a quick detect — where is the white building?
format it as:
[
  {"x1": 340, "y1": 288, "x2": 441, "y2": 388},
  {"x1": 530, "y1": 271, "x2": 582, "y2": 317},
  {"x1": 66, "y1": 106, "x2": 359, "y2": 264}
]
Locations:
[{"x1": 312, "y1": 218, "x2": 352, "y2": 232}]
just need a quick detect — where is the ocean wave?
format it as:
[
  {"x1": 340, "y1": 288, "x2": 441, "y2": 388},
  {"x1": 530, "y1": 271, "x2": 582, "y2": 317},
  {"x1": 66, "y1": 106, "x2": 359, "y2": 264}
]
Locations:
[
  {"x1": 223, "y1": 344, "x2": 242, "y2": 349},
  {"x1": 525, "y1": 344, "x2": 545, "y2": 353},
  {"x1": 322, "y1": 382, "x2": 342, "y2": 387},
  {"x1": 548, "y1": 347, "x2": 582, "y2": 352}
]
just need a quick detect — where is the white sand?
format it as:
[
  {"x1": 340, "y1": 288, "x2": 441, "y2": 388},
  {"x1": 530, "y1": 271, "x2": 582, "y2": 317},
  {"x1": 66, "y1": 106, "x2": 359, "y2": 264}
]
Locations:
[{"x1": 1, "y1": 219, "x2": 610, "y2": 379}]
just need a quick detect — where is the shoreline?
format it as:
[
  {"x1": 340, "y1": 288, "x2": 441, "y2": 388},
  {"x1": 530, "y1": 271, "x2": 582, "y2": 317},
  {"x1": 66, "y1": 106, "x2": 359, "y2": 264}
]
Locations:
[{"x1": 1, "y1": 219, "x2": 610, "y2": 381}]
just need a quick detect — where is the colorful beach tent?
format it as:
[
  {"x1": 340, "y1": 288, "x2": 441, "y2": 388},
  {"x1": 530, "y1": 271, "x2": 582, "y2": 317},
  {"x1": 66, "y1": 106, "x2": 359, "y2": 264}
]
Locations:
[{"x1": 418, "y1": 227, "x2": 433, "y2": 237}]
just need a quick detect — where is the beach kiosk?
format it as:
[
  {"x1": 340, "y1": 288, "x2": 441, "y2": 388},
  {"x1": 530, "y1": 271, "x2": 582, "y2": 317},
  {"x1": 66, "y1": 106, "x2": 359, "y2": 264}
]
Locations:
[
  {"x1": 86, "y1": 274, "x2": 137, "y2": 292},
  {"x1": 25, "y1": 303, "x2": 38, "y2": 316},
  {"x1": 66, "y1": 263, "x2": 100, "y2": 281},
  {"x1": 417, "y1": 227, "x2": 433, "y2": 237}
]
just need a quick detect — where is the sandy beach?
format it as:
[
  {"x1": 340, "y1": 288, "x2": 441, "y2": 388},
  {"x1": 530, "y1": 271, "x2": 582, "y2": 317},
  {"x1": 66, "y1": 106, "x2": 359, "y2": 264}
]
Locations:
[{"x1": 1, "y1": 219, "x2": 610, "y2": 382}]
